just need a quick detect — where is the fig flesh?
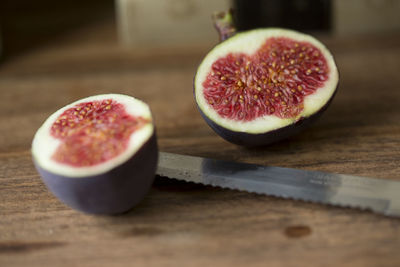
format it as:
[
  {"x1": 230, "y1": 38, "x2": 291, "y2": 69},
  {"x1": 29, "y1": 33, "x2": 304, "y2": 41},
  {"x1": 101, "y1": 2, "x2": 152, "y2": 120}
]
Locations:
[
  {"x1": 194, "y1": 16, "x2": 339, "y2": 146},
  {"x1": 32, "y1": 94, "x2": 158, "y2": 214}
]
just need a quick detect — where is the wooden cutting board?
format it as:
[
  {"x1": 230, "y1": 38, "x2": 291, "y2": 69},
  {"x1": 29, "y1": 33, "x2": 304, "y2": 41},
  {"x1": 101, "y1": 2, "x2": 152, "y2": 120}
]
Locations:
[{"x1": 0, "y1": 20, "x2": 400, "y2": 267}]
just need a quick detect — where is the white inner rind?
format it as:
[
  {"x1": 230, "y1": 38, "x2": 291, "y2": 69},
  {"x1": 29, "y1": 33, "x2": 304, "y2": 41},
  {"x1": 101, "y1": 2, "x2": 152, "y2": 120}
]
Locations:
[
  {"x1": 195, "y1": 28, "x2": 339, "y2": 134},
  {"x1": 31, "y1": 94, "x2": 154, "y2": 178}
]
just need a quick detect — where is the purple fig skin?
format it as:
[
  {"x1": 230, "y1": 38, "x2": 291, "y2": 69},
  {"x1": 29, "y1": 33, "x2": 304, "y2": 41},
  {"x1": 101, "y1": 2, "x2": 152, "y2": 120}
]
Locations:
[
  {"x1": 195, "y1": 90, "x2": 337, "y2": 147},
  {"x1": 34, "y1": 133, "x2": 158, "y2": 215}
]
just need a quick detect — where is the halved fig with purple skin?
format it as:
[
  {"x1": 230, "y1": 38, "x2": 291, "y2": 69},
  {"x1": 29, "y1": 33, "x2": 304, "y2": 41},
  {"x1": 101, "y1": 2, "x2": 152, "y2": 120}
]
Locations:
[
  {"x1": 32, "y1": 94, "x2": 158, "y2": 214},
  {"x1": 194, "y1": 11, "x2": 339, "y2": 146}
]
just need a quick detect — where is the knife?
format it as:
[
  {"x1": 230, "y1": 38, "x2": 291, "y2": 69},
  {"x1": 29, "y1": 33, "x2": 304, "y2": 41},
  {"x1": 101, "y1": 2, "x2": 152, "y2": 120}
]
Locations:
[{"x1": 156, "y1": 152, "x2": 400, "y2": 218}]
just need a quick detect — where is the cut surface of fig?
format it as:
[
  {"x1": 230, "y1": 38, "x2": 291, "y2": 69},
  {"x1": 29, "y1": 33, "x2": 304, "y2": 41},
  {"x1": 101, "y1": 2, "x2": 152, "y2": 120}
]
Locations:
[
  {"x1": 50, "y1": 99, "x2": 149, "y2": 167},
  {"x1": 32, "y1": 94, "x2": 158, "y2": 214},
  {"x1": 195, "y1": 28, "x2": 338, "y2": 145},
  {"x1": 33, "y1": 94, "x2": 155, "y2": 177}
]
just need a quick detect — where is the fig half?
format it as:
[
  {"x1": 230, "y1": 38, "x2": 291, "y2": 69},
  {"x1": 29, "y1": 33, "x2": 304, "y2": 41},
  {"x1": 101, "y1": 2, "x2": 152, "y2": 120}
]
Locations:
[
  {"x1": 32, "y1": 94, "x2": 158, "y2": 214},
  {"x1": 194, "y1": 12, "x2": 339, "y2": 146}
]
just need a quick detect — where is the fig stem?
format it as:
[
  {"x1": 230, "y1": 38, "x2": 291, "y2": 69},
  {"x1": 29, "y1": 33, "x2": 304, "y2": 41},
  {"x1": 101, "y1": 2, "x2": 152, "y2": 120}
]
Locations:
[{"x1": 212, "y1": 10, "x2": 237, "y2": 42}]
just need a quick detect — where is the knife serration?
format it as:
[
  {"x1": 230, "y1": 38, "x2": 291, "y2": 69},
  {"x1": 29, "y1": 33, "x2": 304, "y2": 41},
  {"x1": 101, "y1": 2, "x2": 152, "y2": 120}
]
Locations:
[{"x1": 156, "y1": 152, "x2": 400, "y2": 217}]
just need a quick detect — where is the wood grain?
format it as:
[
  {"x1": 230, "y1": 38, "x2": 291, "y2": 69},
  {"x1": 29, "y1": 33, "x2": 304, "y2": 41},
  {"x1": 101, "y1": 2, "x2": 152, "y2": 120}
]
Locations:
[{"x1": 1, "y1": 20, "x2": 400, "y2": 267}]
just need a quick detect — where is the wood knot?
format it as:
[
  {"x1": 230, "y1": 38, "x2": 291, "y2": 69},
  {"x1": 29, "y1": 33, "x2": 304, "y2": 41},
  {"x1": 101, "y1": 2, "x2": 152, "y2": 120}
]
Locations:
[{"x1": 284, "y1": 225, "x2": 312, "y2": 239}]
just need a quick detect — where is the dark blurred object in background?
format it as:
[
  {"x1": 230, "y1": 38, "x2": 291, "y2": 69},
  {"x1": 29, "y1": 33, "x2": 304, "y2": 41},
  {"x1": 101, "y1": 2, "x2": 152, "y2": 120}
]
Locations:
[
  {"x1": 233, "y1": 0, "x2": 331, "y2": 32},
  {"x1": 0, "y1": 0, "x2": 114, "y2": 60}
]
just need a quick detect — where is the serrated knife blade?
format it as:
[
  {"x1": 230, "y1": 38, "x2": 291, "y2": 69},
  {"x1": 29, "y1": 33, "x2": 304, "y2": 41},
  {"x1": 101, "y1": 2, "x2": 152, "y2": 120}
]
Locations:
[{"x1": 156, "y1": 152, "x2": 400, "y2": 217}]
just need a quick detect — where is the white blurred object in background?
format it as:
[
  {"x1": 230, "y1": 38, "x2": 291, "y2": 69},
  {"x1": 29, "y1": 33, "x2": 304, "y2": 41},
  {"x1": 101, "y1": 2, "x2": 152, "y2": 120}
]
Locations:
[{"x1": 116, "y1": 0, "x2": 230, "y2": 48}]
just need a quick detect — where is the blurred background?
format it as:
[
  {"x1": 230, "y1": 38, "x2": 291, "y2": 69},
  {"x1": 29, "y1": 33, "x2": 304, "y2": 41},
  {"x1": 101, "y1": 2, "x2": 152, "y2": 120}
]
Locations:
[{"x1": 1, "y1": 0, "x2": 400, "y2": 61}]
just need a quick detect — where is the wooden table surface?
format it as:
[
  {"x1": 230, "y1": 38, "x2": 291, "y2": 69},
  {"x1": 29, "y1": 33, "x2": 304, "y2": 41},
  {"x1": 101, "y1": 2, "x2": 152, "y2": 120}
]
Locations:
[{"x1": 1, "y1": 21, "x2": 400, "y2": 267}]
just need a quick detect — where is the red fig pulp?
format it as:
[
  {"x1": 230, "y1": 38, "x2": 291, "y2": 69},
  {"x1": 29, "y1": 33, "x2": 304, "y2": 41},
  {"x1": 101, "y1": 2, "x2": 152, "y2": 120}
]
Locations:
[
  {"x1": 194, "y1": 28, "x2": 338, "y2": 146},
  {"x1": 50, "y1": 99, "x2": 149, "y2": 167}
]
